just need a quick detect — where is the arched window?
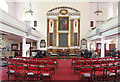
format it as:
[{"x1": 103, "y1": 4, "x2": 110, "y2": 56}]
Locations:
[{"x1": 0, "y1": 0, "x2": 8, "y2": 13}]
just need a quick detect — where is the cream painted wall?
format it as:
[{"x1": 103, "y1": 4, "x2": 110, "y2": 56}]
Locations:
[
  {"x1": 1, "y1": 38, "x2": 21, "y2": 50},
  {"x1": 7, "y1": 2, "x2": 90, "y2": 42},
  {"x1": 90, "y1": 2, "x2": 118, "y2": 22}
]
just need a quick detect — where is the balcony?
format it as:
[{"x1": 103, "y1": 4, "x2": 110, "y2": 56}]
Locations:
[
  {"x1": 0, "y1": 9, "x2": 41, "y2": 39},
  {"x1": 86, "y1": 16, "x2": 119, "y2": 39}
]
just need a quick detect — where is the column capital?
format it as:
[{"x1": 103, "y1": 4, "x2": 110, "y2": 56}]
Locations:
[
  {"x1": 77, "y1": 18, "x2": 80, "y2": 22},
  {"x1": 70, "y1": 19, "x2": 75, "y2": 21},
  {"x1": 53, "y1": 19, "x2": 58, "y2": 21},
  {"x1": 47, "y1": 18, "x2": 50, "y2": 20}
]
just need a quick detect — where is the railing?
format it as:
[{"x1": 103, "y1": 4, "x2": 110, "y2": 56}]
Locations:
[
  {"x1": 0, "y1": 9, "x2": 42, "y2": 39},
  {"x1": 0, "y1": 9, "x2": 27, "y2": 32},
  {"x1": 32, "y1": 29, "x2": 41, "y2": 38},
  {"x1": 86, "y1": 16, "x2": 118, "y2": 38}
]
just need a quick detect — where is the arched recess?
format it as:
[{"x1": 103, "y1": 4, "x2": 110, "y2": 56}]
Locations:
[
  {"x1": 21, "y1": 8, "x2": 34, "y2": 26},
  {"x1": 47, "y1": 6, "x2": 80, "y2": 54},
  {"x1": 0, "y1": 0, "x2": 8, "y2": 13},
  {"x1": 94, "y1": 8, "x2": 107, "y2": 27}
]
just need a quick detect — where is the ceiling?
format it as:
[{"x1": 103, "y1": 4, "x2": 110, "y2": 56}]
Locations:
[
  {"x1": 0, "y1": 31, "x2": 36, "y2": 42},
  {"x1": 6, "y1": 0, "x2": 119, "y2": 2}
]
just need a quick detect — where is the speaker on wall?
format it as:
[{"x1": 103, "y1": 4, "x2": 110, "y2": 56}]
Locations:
[
  {"x1": 28, "y1": 28, "x2": 32, "y2": 35},
  {"x1": 96, "y1": 28, "x2": 100, "y2": 35}
]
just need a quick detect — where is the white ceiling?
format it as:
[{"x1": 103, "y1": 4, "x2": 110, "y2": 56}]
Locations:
[{"x1": 6, "y1": 0, "x2": 119, "y2": 2}]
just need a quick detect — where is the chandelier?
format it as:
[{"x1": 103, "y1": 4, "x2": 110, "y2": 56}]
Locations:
[
  {"x1": 26, "y1": 0, "x2": 33, "y2": 15},
  {"x1": 94, "y1": 2, "x2": 102, "y2": 15}
]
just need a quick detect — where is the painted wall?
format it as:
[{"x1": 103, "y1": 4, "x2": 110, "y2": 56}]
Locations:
[
  {"x1": 7, "y1": 2, "x2": 90, "y2": 42},
  {"x1": 90, "y1": 2, "x2": 118, "y2": 22},
  {"x1": 1, "y1": 38, "x2": 21, "y2": 50}
]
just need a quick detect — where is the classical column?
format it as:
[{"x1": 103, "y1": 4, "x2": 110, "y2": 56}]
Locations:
[
  {"x1": 37, "y1": 39, "x2": 40, "y2": 50},
  {"x1": 22, "y1": 37, "x2": 26, "y2": 57},
  {"x1": 53, "y1": 19, "x2": 57, "y2": 47},
  {"x1": 101, "y1": 37, "x2": 105, "y2": 57},
  {"x1": 47, "y1": 18, "x2": 50, "y2": 47},
  {"x1": 87, "y1": 40, "x2": 90, "y2": 50},
  {"x1": 118, "y1": 34, "x2": 120, "y2": 50},
  {"x1": 70, "y1": 19, "x2": 74, "y2": 47},
  {"x1": 77, "y1": 19, "x2": 80, "y2": 46}
]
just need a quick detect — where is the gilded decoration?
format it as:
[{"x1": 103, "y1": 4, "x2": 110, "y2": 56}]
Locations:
[{"x1": 59, "y1": 9, "x2": 68, "y2": 15}]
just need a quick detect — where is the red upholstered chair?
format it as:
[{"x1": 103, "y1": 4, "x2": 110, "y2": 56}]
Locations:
[
  {"x1": 6, "y1": 65, "x2": 16, "y2": 81},
  {"x1": 44, "y1": 58, "x2": 50, "y2": 61},
  {"x1": 79, "y1": 67, "x2": 93, "y2": 81},
  {"x1": 72, "y1": 58, "x2": 78, "y2": 67},
  {"x1": 74, "y1": 61, "x2": 83, "y2": 74},
  {"x1": 40, "y1": 67, "x2": 53, "y2": 80},
  {"x1": 31, "y1": 58, "x2": 37, "y2": 60},
  {"x1": 51, "y1": 58, "x2": 57, "y2": 61},
  {"x1": 103, "y1": 57, "x2": 107, "y2": 60},
  {"x1": 26, "y1": 67, "x2": 40, "y2": 80},
  {"x1": 86, "y1": 58, "x2": 92, "y2": 61},
  {"x1": 22, "y1": 60, "x2": 29, "y2": 67},
  {"x1": 93, "y1": 67, "x2": 106, "y2": 81},
  {"x1": 72, "y1": 58, "x2": 78, "y2": 61},
  {"x1": 37, "y1": 58, "x2": 43, "y2": 61},
  {"x1": 16, "y1": 59, "x2": 23, "y2": 66},
  {"x1": 16, "y1": 66, "x2": 26, "y2": 80},
  {"x1": 46, "y1": 61, "x2": 56, "y2": 70},
  {"x1": 114, "y1": 59, "x2": 119, "y2": 66},
  {"x1": 7, "y1": 59, "x2": 13, "y2": 65},
  {"x1": 108, "y1": 60, "x2": 114, "y2": 66},
  {"x1": 92, "y1": 58, "x2": 98, "y2": 61},
  {"x1": 106, "y1": 66, "x2": 117, "y2": 81},
  {"x1": 29, "y1": 60, "x2": 36, "y2": 67},
  {"x1": 98, "y1": 58, "x2": 102, "y2": 60},
  {"x1": 116, "y1": 65, "x2": 120, "y2": 80},
  {"x1": 83, "y1": 61, "x2": 92, "y2": 67},
  {"x1": 79, "y1": 58, "x2": 85, "y2": 61},
  {"x1": 51, "y1": 58, "x2": 58, "y2": 68},
  {"x1": 37, "y1": 61, "x2": 45, "y2": 68},
  {"x1": 93, "y1": 61, "x2": 101, "y2": 67},
  {"x1": 101, "y1": 60, "x2": 108, "y2": 67}
]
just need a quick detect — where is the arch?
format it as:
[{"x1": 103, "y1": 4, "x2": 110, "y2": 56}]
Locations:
[
  {"x1": 95, "y1": 8, "x2": 107, "y2": 21},
  {"x1": 47, "y1": 6, "x2": 80, "y2": 16},
  {"x1": 48, "y1": 6, "x2": 80, "y2": 12},
  {"x1": 90, "y1": 43, "x2": 94, "y2": 50},
  {"x1": 21, "y1": 8, "x2": 33, "y2": 21},
  {"x1": 47, "y1": 6, "x2": 80, "y2": 49},
  {"x1": 74, "y1": 19, "x2": 78, "y2": 33},
  {"x1": 0, "y1": 0, "x2": 8, "y2": 13}
]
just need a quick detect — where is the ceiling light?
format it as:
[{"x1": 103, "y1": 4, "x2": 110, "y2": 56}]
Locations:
[{"x1": 26, "y1": 0, "x2": 33, "y2": 15}]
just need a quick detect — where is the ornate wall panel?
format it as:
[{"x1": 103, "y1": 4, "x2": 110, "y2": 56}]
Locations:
[
  {"x1": 50, "y1": 33, "x2": 53, "y2": 46},
  {"x1": 53, "y1": 19, "x2": 57, "y2": 47},
  {"x1": 70, "y1": 19, "x2": 74, "y2": 46},
  {"x1": 59, "y1": 33, "x2": 68, "y2": 47},
  {"x1": 47, "y1": 19, "x2": 50, "y2": 46},
  {"x1": 47, "y1": 6, "x2": 80, "y2": 52},
  {"x1": 78, "y1": 19, "x2": 80, "y2": 46},
  {"x1": 74, "y1": 33, "x2": 77, "y2": 46}
]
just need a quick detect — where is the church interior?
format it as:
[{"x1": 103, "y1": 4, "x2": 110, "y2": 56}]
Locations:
[{"x1": 0, "y1": 0, "x2": 120, "y2": 81}]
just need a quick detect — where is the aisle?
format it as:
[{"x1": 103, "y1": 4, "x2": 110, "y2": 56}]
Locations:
[{"x1": 52, "y1": 59, "x2": 79, "y2": 80}]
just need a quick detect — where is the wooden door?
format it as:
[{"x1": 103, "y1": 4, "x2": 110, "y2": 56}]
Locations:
[
  {"x1": 96, "y1": 43, "x2": 101, "y2": 57},
  {"x1": 109, "y1": 44, "x2": 115, "y2": 50}
]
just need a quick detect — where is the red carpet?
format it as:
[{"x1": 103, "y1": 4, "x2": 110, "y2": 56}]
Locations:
[
  {"x1": 0, "y1": 59, "x2": 79, "y2": 81},
  {"x1": 52, "y1": 59, "x2": 79, "y2": 80}
]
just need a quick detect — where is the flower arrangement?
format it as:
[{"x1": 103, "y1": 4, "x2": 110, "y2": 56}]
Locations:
[{"x1": 2, "y1": 45, "x2": 10, "y2": 51}]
